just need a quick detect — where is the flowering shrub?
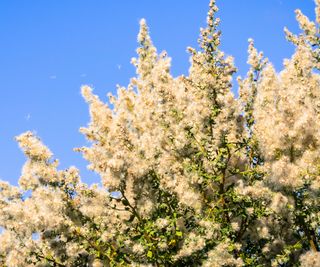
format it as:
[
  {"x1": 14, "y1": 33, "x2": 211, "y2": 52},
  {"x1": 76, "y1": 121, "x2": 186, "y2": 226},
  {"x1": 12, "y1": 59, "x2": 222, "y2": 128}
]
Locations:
[{"x1": 1, "y1": 0, "x2": 320, "y2": 266}]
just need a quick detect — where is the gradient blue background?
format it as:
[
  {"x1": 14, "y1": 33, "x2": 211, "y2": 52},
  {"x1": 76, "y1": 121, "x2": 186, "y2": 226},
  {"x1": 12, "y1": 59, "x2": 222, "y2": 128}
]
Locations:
[{"x1": 0, "y1": 0, "x2": 316, "y2": 185}]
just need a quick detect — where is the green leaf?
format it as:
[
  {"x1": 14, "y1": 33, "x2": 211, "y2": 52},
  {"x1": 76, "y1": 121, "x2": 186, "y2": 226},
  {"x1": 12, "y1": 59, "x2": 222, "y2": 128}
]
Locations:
[
  {"x1": 175, "y1": 231, "x2": 183, "y2": 237},
  {"x1": 121, "y1": 199, "x2": 129, "y2": 206},
  {"x1": 147, "y1": 251, "x2": 153, "y2": 258}
]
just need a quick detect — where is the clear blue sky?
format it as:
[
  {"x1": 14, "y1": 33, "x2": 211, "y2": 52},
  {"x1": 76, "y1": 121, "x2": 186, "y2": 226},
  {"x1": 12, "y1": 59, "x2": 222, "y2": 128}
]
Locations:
[{"x1": 0, "y1": 0, "x2": 315, "y2": 185}]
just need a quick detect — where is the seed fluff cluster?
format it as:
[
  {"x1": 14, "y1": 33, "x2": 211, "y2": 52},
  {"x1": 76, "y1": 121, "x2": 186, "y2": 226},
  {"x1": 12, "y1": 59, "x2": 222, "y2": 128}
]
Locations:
[{"x1": 0, "y1": 0, "x2": 320, "y2": 266}]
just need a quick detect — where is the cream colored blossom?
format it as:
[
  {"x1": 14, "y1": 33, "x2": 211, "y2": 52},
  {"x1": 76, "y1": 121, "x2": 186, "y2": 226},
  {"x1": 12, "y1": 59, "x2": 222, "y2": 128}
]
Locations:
[
  {"x1": 0, "y1": 1, "x2": 319, "y2": 266},
  {"x1": 300, "y1": 251, "x2": 320, "y2": 267},
  {"x1": 203, "y1": 240, "x2": 243, "y2": 267}
]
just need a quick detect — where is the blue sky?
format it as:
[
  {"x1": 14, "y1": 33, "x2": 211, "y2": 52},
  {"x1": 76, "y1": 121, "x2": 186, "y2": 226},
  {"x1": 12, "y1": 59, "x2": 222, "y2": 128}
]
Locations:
[{"x1": 0, "y1": 0, "x2": 316, "y2": 185}]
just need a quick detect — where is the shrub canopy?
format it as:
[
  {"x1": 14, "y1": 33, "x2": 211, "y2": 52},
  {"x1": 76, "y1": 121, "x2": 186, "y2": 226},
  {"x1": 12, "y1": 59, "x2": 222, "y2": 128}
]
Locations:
[{"x1": 1, "y1": 0, "x2": 320, "y2": 266}]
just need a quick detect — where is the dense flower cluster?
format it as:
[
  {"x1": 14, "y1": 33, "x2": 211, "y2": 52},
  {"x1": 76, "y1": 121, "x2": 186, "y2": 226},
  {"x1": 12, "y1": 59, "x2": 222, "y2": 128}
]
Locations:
[{"x1": 1, "y1": 0, "x2": 320, "y2": 266}]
